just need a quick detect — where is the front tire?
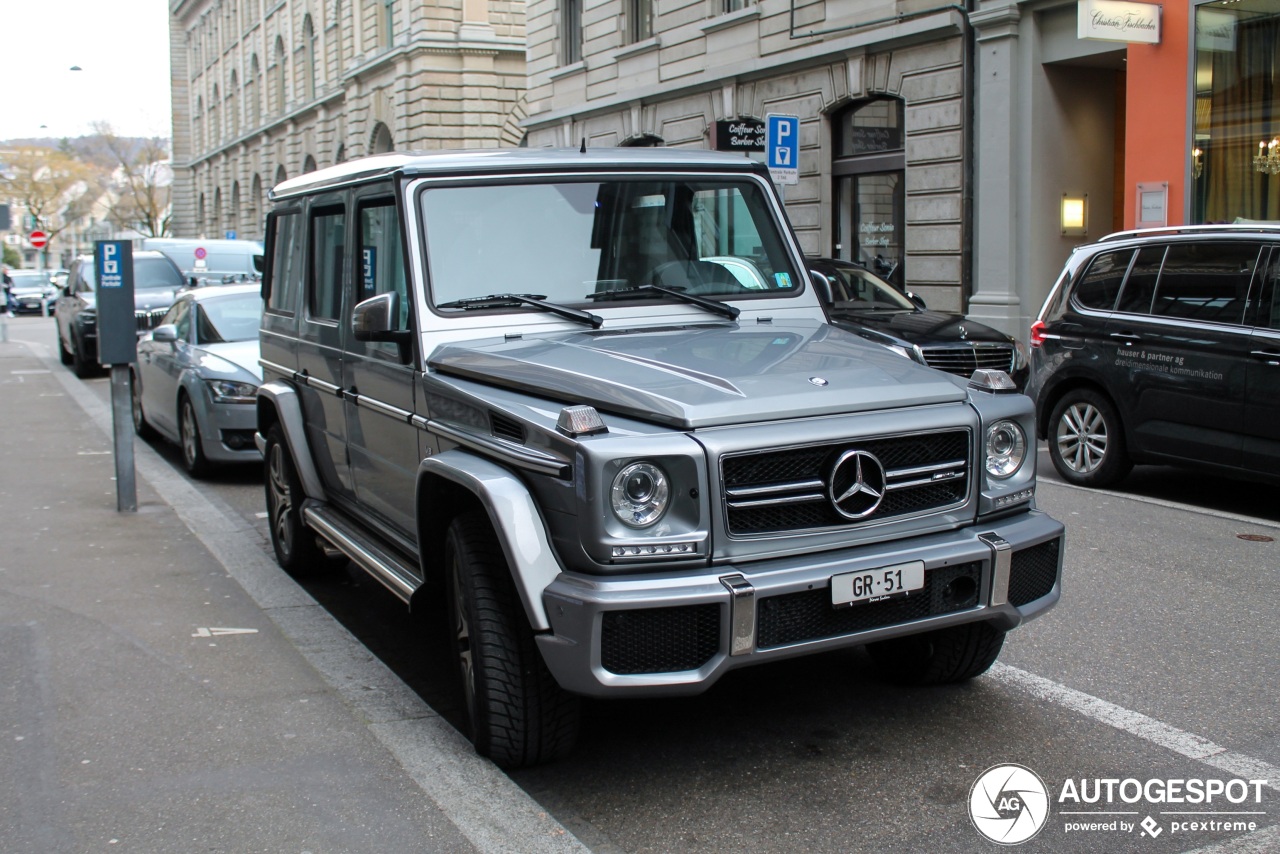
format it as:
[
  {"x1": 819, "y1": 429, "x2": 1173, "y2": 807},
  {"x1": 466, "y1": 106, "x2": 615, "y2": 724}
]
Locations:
[
  {"x1": 264, "y1": 424, "x2": 325, "y2": 576},
  {"x1": 56, "y1": 328, "x2": 73, "y2": 365},
  {"x1": 179, "y1": 395, "x2": 212, "y2": 478},
  {"x1": 867, "y1": 621, "x2": 1006, "y2": 685},
  {"x1": 444, "y1": 512, "x2": 579, "y2": 768},
  {"x1": 1048, "y1": 388, "x2": 1131, "y2": 488},
  {"x1": 130, "y1": 370, "x2": 157, "y2": 440},
  {"x1": 70, "y1": 333, "x2": 96, "y2": 379}
]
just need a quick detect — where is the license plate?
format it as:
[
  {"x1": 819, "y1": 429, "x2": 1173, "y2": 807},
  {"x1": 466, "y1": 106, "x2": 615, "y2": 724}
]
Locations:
[{"x1": 830, "y1": 560, "x2": 925, "y2": 608}]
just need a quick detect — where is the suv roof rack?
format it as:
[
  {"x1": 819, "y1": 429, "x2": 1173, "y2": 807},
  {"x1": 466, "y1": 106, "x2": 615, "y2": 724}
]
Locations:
[{"x1": 1097, "y1": 223, "x2": 1280, "y2": 243}]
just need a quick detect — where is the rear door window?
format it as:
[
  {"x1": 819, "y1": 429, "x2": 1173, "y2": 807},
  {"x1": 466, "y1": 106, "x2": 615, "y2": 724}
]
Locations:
[
  {"x1": 1150, "y1": 242, "x2": 1261, "y2": 326},
  {"x1": 1116, "y1": 245, "x2": 1166, "y2": 315},
  {"x1": 266, "y1": 211, "x2": 303, "y2": 314},
  {"x1": 309, "y1": 205, "x2": 347, "y2": 321}
]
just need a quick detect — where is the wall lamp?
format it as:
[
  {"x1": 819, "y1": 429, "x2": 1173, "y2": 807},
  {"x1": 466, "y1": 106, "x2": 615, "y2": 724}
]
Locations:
[{"x1": 1061, "y1": 194, "x2": 1088, "y2": 237}]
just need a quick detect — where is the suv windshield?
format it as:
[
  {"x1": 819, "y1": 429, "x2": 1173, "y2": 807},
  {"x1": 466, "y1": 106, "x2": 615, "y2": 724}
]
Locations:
[
  {"x1": 78, "y1": 257, "x2": 185, "y2": 290},
  {"x1": 420, "y1": 177, "x2": 801, "y2": 310}
]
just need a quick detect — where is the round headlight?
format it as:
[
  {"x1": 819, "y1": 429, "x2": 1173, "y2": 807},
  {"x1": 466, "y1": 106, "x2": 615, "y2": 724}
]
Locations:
[
  {"x1": 985, "y1": 420, "x2": 1027, "y2": 479},
  {"x1": 610, "y1": 462, "x2": 670, "y2": 528}
]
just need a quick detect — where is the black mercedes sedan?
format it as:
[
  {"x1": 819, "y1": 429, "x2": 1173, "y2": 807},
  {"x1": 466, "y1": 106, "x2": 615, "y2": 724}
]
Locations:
[{"x1": 808, "y1": 257, "x2": 1029, "y2": 391}]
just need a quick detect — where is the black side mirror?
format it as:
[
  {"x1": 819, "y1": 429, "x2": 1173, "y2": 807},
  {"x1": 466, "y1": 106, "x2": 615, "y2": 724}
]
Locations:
[
  {"x1": 352, "y1": 293, "x2": 413, "y2": 359},
  {"x1": 905, "y1": 291, "x2": 927, "y2": 310},
  {"x1": 808, "y1": 270, "x2": 832, "y2": 306}
]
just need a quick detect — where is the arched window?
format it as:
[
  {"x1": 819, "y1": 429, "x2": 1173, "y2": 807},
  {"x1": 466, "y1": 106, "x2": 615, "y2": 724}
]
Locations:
[
  {"x1": 198, "y1": 191, "x2": 207, "y2": 237},
  {"x1": 248, "y1": 54, "x2": 261, "y2": 127},
  {"x1": 213, "y1": 186, "x2": 223, "y2": 237},
  {"x1": 210, "y1": 84, "x2": 221, "y2": 146},
  {"x1": 331, "y1": 0, "x2": 345, "y2": 80},
  {"x1": 230, "y1": 181, "x2": 241, "y2": 238},
  {"x1": 273, "y1": 36, "x2": 287, "y2": 114},
  {"x1": 379, "y1": 0, "x2": 394, "y2": 49},
  {"x1": 303, "y1": 154, "x2": 318, "y2": 174},
  {"x1": 302, "y1": 15, "x2": 317, "y2": 102},
  {"x1": 228, "y1": 70, "x2": 240, "y2": 138},
  {"x1": 370, "y1": 122, "x2": 394, "y2": 154},
  {"x1": 274, "y1": 164, "x2": 288, "y2": 188},
  {"x1": 194, "y1": 95, "x2": 204, "y2": 154},
  {"x1": 335, "y1": 142, "x2": 346, "y2": 163},
  {"x1": 250, "y1": 173, "x2": 263, "y2": 238},
  {"x1": 831, "y1": 96, "x2": 906, "y2": 287}
]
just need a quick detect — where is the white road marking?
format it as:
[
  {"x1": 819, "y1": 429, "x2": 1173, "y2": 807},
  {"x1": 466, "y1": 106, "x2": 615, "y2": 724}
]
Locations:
[
  {"x1": 192, "y1": 627, "x2": 260, "y2": 637},
  {"x1": 990, "y1": 664, "x2": 1280, "y2": 793}
]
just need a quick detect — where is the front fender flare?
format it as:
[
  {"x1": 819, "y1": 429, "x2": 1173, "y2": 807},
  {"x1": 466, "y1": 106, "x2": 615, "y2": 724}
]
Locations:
[
  {"x1": 420, "y1": 450, "x2": 560, "y2": 631},
  {"x1": 256, "y1": 381, "x2": 325, "y2": 501}
]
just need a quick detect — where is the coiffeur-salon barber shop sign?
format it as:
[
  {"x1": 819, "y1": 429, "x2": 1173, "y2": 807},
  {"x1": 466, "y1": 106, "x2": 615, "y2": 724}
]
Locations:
[{"x1": 1077, "y1": 0, "x2": 1161, "y2": 44}]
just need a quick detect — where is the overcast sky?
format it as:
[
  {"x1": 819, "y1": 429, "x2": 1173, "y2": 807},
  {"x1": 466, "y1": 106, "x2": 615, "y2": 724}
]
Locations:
[{"x1": 1, "y1": 0, "x2": 173, "y2": 141}]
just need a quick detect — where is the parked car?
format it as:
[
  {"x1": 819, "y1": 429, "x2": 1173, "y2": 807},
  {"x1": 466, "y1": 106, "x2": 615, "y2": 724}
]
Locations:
[
  {"x1": 54, "y1": 251, "x2": 187, "y2": 378},
  {"x1": 7, "y1": 269, "x2": 59, "y2": 314},
  {"x1": 809, "y1": 257, "x2": 1029, "y2": 390},
  {"x1": 255, "y1": 149, "x2": 1063, "y2": 768},
  {"x1": 131, "y1": 284, "x2": 263, "y2": 477},
  {"x1": 1028, "y1": 224, "x2": 1280, "y2": 488}
]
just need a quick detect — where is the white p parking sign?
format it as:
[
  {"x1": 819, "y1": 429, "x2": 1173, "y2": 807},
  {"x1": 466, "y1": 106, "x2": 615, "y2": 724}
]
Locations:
[{"x1": 766, "y1": 114, "x2": 799, "y2": 185}]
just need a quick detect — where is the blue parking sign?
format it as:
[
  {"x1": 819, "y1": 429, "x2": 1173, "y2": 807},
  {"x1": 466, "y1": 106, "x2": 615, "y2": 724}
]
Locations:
[{"x1": 766, "y1": 114, "x2": 799, "y2": 185}]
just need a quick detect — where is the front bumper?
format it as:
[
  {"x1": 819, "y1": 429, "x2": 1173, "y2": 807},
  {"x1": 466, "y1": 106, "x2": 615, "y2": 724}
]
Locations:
[
  {"x1": 198, "y1": 395, "x2": 262, "y2": 463},
  {"x1": 537, "y1": 509, "x2": 1063, "y2": 697}
]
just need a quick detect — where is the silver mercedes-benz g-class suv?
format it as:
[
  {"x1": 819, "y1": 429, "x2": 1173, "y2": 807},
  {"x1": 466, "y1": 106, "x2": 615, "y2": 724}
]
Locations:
[{"x1": 256, "y1": 148, "x2": 1064, "y2": 768}]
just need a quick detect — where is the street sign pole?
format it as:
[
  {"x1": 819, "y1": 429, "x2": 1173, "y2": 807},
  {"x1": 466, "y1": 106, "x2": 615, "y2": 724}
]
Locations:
[{"x1": 94, "y1": 240, "x2": 138, "y2": 513}]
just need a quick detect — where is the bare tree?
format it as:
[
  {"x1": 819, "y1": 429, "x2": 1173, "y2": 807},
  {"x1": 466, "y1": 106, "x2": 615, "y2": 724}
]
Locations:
[
  {"x1": 92, "y1": 122, "x2": 172, "y2": 238},
  {"x1": 0, "y1": 148, "x2": 104, "y2": 261}
]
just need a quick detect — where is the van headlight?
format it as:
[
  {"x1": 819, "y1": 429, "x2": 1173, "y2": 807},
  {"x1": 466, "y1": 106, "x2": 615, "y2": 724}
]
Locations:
[
  {"x1": 985, "y1": 420, "x2": 1027, "y2": 479},
  {"x1": 610, "y1": 462, "x2": 670, "y2": 527}
]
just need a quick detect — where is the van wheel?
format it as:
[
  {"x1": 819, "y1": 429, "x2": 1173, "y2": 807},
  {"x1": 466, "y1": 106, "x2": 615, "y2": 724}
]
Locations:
[
  {"x1": 1048, "y1": 388, "x2": 1131, "y2": 488},
  {"x1": 264, "y1": 424, "x2": 325, "y2": 575},
  {"x1": 444, "y1": 512, "x2": 579, "y2": 768},
  {"x1": 867, "y1": 621, "x2": 1006, "y2": 685},
  {"x1": 130, "y1": 370, "x2": 157, "y2": 440}
]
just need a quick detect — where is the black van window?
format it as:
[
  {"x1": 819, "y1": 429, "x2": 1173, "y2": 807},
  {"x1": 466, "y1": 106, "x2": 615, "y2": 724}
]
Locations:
[
  {"x1": 1259, "y1": 256, "x2": 1280, "y2": 331},
  {"x1": 267, "y1": 212, "x2": 302, "y2": 314},
  {"x1": 358, "y1": 200, "x2": 408, "y2": 329},
  {"x1": 1073, "y1": 249, "x2": 1132, "y2": 311},
  {"x1": 1150, "y1": 242, "x2": 1260, "y2": 326},
  {"x1": 1117, "y1": 245, "x2": 1165, "y2": 315},
  {"x1": 309, "y1": 206, "x2": 346, "y2": 320}
]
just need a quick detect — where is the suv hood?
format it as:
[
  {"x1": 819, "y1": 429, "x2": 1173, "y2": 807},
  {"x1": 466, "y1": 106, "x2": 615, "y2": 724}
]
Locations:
[{"x1": 430, "y1": 320, "x2": 966, "y2": 429}]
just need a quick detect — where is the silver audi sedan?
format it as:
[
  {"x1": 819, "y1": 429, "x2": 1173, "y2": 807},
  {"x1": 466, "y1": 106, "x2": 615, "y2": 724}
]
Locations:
[{"x1": 130, "y1": 283, "x2": 263, "y2": 477}]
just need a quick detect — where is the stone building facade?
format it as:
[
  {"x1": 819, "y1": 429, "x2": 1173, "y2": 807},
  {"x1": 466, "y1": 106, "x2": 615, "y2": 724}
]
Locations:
[
  {"x1": 523, "y1": 0, "x2": 974, "y2": 312},
  {"x1": 169, "y1": 0, "x2": 528, "y2": 242}
]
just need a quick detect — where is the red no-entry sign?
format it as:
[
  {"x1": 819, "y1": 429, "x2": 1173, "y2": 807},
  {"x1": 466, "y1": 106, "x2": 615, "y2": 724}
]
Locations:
[{"x1": 29, "y1": 230, "x2": 48, "y2": 249}]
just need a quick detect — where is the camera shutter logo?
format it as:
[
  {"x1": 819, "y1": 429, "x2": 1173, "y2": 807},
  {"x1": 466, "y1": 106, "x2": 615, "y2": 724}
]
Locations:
[{"x1": 969, "y1": 764, "x2": 1050, "y2": 845}]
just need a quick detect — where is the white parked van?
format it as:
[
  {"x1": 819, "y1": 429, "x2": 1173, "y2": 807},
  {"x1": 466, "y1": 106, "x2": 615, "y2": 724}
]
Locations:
[{"x1": 140, "y1": 238, "x2": 264, "y2": 284}]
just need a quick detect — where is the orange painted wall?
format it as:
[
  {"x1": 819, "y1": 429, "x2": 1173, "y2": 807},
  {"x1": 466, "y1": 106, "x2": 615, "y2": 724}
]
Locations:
[{"x1": 1123, "y1": 3, "x2": 1190, "y2": 228}]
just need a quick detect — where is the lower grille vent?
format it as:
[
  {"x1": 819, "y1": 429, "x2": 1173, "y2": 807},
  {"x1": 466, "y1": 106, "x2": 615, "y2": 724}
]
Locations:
[
  {"x1": 1008, "y1": 538, "x2": 1060, "y2": 606},
  {"x1": 601, "y1": 604, "x2": 720, "y2": 674}
]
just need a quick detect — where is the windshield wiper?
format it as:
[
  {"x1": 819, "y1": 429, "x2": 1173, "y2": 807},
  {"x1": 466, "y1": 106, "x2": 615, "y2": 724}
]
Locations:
[
  {"x1": 437, "y1": 293, "x2": 602, "y2": 328},
  {"x1": 585, "y1": 284, "x2": 740, "y2": 321}
]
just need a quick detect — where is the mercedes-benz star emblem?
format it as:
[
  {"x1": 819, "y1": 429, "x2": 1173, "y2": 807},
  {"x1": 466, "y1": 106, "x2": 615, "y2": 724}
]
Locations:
[
  {"x1": 808, "y1": 376, "x2": 829, "y2": 387},
  {"x1": 828, "y1": 449, "x2": 887, "y2": 519}
]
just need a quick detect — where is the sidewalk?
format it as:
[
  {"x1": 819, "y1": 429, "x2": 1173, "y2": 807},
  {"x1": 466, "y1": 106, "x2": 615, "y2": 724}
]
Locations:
[{"x1": 0, "y1": 330, "x2": 587, "y2": 853}]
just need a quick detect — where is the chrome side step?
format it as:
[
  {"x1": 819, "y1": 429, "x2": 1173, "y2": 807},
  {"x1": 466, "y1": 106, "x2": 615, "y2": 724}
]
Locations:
[{"x1": 301, "y1": 501, "x2": 421, "y2": 603}]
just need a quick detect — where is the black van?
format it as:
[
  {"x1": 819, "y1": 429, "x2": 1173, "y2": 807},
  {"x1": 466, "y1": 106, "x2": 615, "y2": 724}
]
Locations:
[{"x1": 1027, "y1": 224, "x2": 1280, "y2": 488}]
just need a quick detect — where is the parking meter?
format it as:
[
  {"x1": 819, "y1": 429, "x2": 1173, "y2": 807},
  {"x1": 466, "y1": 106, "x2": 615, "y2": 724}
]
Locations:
[{"x1": 94, "y1": 240, "x2": 138, "y2": 512}]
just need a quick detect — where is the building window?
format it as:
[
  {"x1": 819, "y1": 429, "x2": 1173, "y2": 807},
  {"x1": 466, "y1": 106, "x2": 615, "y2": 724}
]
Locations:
[
  {"x1": 371, "y1": 122, "x2": 394, "y2": 154},
  {"x1": 302, "y1": 15, "x2": 317, "y2": 101},
  {"x1": 831, "y1": 97, "x2": 906, "y2": 287},
  {"x1": 629, "y1": 0, "x2": 653, "y2": 42},
  {"x1": 248, "y1": 54, "x2": 261, "y2": 127},
  {"x1": 561, "y1": 0, "x2": 582, "y2": 64},
  {"x1": 379, "y1": 0, "x2": 395, "y2": 49},
  {"x1": 228, "y1": 70, "x2": 240, "y2": 139},
  {"x1": 1192, "y1": 1, "x2": 1280, "y2": 222},
  {"x1": 723, "y1": 0, "x2": 753, "y2": 11},
  {"x1": 273, "y1": 36, "x2": 287, "y2": 114}
]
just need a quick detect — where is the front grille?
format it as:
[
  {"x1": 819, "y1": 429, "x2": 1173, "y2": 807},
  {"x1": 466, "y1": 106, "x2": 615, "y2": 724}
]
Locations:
[
  {"x1": 722, "y1": 431, "x2": 970, "y2": 535},
  {"x1": 920, "y1": 344, "x2": 1014, "y2": 378},
  {"x1": 135, "y1": 308, "x2": 168, "y2": 332},
  {"x1": 1008, "y1": 538, "x2": 1061, "y2": 606},
  {"x1": 601, "y1": 604, "x2": 720, "y2": 674},
  {"x1": 756, "y1": 562, "x2": 982, "y2": 649}
]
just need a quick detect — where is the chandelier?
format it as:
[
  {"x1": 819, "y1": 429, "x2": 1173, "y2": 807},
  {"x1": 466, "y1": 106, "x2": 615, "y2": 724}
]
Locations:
[{"x1": 1256, "y1": 138, "x2": 1280, "y2": 175}]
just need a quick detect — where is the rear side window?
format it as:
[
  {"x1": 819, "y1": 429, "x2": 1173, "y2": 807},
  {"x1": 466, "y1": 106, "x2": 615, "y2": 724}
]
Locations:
[
  {"x1": 1257, "y1": 253, "x2": 1280, "y2": 332},
  {"x1": 309, "y1": 206, "x2": 346, "y2": 321},
  {"x1": 1073, "y1": 249, "x2": 1132, "y2": 311},
  {"x1": 1117, "y1": 245, "x2": 1165, "y2": 315},
  {"x1": 1150, "y1": 242, "x2": 1260, "y2": 326},
  {"x1": 266, "y1": 212, "x2": 302, "y2": 314}
]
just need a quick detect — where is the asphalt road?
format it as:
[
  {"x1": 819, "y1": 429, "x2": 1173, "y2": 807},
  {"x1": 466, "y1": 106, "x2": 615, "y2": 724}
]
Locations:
[{"x1": 11, "y1": 312, "x2": 1277, "y2": 853}]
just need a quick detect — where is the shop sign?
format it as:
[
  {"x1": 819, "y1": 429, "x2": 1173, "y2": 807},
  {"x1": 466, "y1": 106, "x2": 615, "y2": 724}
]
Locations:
[
  {"x1": 1077, "y1": 0, "x2": 1160, "y2": 44},
  {"x1": 1195, "y1": 9, "x2": 1236, "y2": 53},
  {"x1": 713, "y1": 119, "x2": 766, "y2": 152}
]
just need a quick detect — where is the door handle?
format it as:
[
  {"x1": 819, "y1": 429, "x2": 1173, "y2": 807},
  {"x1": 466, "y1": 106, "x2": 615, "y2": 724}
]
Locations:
[
  {"x1": 1250, "y1": 349, "x2": 1280, "y2": 366},
  {"x1": 1109, "y1": 331, "x2": 1142, "y2": 344}
]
